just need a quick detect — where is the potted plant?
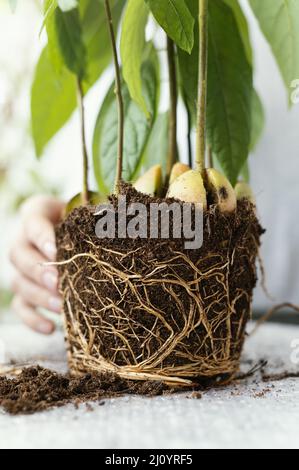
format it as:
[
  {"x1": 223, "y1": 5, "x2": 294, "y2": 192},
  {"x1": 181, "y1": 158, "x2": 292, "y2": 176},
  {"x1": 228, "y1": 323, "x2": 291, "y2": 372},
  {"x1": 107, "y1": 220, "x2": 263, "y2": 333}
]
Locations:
[{"x1": 30, "y1": 0, "x2": 297, "y2": 387}]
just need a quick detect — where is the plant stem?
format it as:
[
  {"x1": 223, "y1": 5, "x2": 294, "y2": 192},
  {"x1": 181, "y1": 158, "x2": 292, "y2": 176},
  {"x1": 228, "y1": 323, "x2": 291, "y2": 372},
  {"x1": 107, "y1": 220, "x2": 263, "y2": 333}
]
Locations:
[
  {"x1": 166, "y1": 37, "x2": 178, "y2": 179},
  {"x1": 104, "y1": 0, "x2": 124, "y2": 195},
  {"x1": 186, "y1": 102, "x2": 193, "y2": 167},
  {"x1": 77, "y1": 78, "x2": 89, "y2": 205},
  {"x1": 195, "y1": 0, "x2": 209, "y2": 173}
]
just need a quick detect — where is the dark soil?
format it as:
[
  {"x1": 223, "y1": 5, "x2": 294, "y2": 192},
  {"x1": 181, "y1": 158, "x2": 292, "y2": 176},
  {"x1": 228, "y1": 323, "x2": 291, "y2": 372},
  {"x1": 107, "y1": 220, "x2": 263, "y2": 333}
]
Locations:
[
  {"x1": 56, "y1": 182, "x2": 264, "y2": 383},
  {"x1": 1, "y1": 365, "x2": 223, "y2": 415},
  {"x1": 1, "y1": 363, "x2": 297, "y2": 415},
  {"x1": 0, "y1": 366, "x2": 170, "y2": 415}
]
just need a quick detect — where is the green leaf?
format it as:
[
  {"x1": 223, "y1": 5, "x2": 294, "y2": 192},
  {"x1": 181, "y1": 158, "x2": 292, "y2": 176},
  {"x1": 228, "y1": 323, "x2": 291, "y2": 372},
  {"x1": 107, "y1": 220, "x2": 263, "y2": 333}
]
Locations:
[
  {"x1": 177, "y1": 0, "x2": 198, "y2": 124},
  {"x1": 80, "y1": 0, "x2": 124, "y2": 90},
  {"x1": 145, "y1": 0, "x2": 194, "y2": 53},
  {"x1": 65, "y1": 191, "x2": 106, "y2": 215},
  {"x1": 178, "y1": 0, "x2": 253, "y2": 118},
  {"x1": 93, "y1": 58, "x2": 158, "y2": 194},
  {"x1": 54, "y1": 7, "x2": 86, "y2": 79},
  {"x1": 32, "y1": 1, "x2": 124, "y2": 157},
  {"x1": 239, "y1": 161, "x2": 250, "y2": 183},
  {"x1": 44, "y1": 0, "x2": 63, "y2": 73},
  {"x1": 31, "y1": 47, "x2": 77, "y2": 157},
  {"x1": 223, "y1": 0, "x2": 253, "y2": 64},
  {"x1": 250, "y1": 89, "x2": 265, "y2": 151},
  {"x1": 142, "y1": 112, "x2": 169, "y2": 175},
  {"x1": 58, "y1": 0, "x2": 78, "y2": 11},
  {"x1": 207, "y1": 0, "x2": 253, "y2": 185},
  {"x1": 236, "y1": 90, "x2": 264, "y2": 183},
  {"x1": 249, "y1": 0, "x2": 299, "y2": 103},
  {"x1": 121, "y1": 0, "x2": 149, "y2": 116},
  {"x1": 44, "y1": 0, "x2": 58, "y2": 20},
  {"x1": 178, "y1": 0, "x2": 252, "y2": 185}
]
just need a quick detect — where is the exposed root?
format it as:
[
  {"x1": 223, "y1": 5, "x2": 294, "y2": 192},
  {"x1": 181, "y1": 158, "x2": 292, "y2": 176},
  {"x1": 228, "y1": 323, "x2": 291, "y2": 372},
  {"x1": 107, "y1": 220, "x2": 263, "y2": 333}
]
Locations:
[
  {"x1": 251, "y1": 302, "x2": 299, "y2": 335},
  {"x1": 236, "y1": 359, "x2": 268, "y2": 381},
  {"x1": 55, "y1": 184, "x2": 263, "y2": 386},
  {"x1": 56, "y1": 252, "x2": 245, "y2": 385},
  {"x1": 256, "y1": 248, "x2": 275, "y2": 302}
]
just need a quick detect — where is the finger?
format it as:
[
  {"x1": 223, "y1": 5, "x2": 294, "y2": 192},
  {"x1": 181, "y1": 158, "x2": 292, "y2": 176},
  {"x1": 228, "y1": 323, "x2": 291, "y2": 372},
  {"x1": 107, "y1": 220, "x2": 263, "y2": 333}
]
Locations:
[
  {"x1": 23, "y1": 214, "x2": 57, "y2": 261},
  {"x1": 12, "y1": 275, "x2": 62, "y2": 314},
  {"x1": 9, "y1": 240, "x2": 59, "y2": 294},
  {"x1": 21, "y1": 195, "x2": 65, "y2": 223},
  {"x1": 12, "y1": 295, "x2": 55, "y2": 335},
  {"x1": 21, "y1": 196, "x2": 65, "y2": 261}
]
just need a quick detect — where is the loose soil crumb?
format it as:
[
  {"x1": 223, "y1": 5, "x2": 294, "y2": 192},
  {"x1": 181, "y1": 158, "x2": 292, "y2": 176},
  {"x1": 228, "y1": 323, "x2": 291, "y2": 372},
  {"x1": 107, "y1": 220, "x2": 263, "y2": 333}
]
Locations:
[
  {"x1": 1, "y1": 364, "x2": 298, "y2": 415},
  {"x1": 188, "y1": 391, "x2": 202, "y2": 399},
  {"x1": 0, "y1": 365, "x2": 228, "y2": 415},
  {"x1": 85, "y1": 403, "x2": 94, "y2": 412},
  {"x1": 253, "y1": 388, "x2": 271, "y2": 398},
  {"x1": 0, "y1": 366, "x2": 172, "y2": 415}
]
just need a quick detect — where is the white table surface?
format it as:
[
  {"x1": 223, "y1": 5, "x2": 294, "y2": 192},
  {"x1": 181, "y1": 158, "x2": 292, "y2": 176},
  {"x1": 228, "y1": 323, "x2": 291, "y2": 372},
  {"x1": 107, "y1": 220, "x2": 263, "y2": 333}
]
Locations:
[{"x1": 0, "y1": 320, "x2": 299, "y2": 449}]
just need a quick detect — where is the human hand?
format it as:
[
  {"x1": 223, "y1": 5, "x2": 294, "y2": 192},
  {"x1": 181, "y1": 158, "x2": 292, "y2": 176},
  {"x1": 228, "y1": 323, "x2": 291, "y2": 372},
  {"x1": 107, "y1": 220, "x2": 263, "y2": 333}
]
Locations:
[{"x1": 9, "y1": 196, "x2": 65, "y2": 334}]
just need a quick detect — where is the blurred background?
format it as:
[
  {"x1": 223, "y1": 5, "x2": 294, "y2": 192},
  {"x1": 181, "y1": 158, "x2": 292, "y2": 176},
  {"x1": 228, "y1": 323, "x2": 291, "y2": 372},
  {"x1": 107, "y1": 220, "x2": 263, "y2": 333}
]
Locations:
[{"x1": 0, "y1": 0, "x2": 298, "y2": 323}]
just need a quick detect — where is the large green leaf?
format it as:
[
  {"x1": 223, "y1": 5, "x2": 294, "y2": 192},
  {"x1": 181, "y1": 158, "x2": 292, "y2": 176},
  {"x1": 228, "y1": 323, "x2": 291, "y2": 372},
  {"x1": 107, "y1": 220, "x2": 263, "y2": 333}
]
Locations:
[
  {"x1": 249, "y1": 0, "x2": 299, "y2": 102},
  {"x1": 176, "y1": 0, "x2": 198, "y2": 125},
  {"x1": 238, "y1": 89, "x2": 266, "y2": 181},
  {"x1": 145, "y1": 0, "x2": 194, "y2": 53},
  {"x1": 32, "y1": 0, "x2": 124, "y2": 157},
  {"x1": 44, "y1": 0, "x2": 63, "y2": 73},
  {"x1": 239, "y1": 161, "x2": 250, "y2": 183},
  {"x1": 223, "y1": 0, "x2": 252, "y2": 64},
  {"x1": 121, "y1": 0, "x2": 149, "y2": 116},
  {"x1": 80, "y1": 0, "x2": 124, "y2": 90},
  {"x1": 142, "y1": 112, "x2": 169, "y2": 175},
  {"x1": 93, "y1": 59, "x2": 158, "y2": 194},
  {"x1": 207, "y1": 0, "x2": 253, "y2": 185},
  {"x1": 250, "y1": 89, "x2": 265, "y2": 151},
  {"x1": 178, "y1": 0, "x2": 253, "y2": 185},
  {"x1": 178, "y1": 0, "x2": 253, "y2": 117},
  {"x1": 31, "y1": 47, "x2": 77, "y2": 157},
  {"x1": 43, "y1": 0, "x2": 58, "y2": 22},
  {"x1": 54, "y1": 7, "x2": 86, "y2": 79}
]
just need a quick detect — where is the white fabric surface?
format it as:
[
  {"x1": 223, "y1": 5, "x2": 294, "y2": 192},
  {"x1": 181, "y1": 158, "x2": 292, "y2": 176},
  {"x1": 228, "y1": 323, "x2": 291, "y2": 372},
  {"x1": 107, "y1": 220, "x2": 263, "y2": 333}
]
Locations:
[{"x1": 0, "y1": 321, "x2": 299, "y2": 449}]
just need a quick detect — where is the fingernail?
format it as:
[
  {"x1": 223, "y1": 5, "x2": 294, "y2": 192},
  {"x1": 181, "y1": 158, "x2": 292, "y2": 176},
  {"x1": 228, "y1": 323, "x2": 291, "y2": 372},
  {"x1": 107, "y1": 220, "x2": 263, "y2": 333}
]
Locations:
[
  {"x1": 37, "y1": 321, "x2": 53, "y2": 334},
  {"x1": 42, "y1": 271, "x2": 58, "y2": 291},
  {"x1": 48, "y1": 296, "x2": 62, "y2": 312},
  {"x1": 44, "y1": 242, "x2": 57, "y2": 260}
]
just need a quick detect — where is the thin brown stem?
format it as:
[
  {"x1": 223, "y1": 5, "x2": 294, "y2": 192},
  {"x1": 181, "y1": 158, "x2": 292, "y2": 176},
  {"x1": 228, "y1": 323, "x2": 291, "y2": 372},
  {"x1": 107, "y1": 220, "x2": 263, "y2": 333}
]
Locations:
[
  {"x1": 195, "y1": 0, "x2": 209, "y2": 173},
  {"x1": 104, "y1": 0, "x2": 124, "y2": 195},
  {"x1": 166, "y1": 37, "x2": 178, "y2": 179},
  {"x1": 77, "y1": 78, "x2": 89, "y2": 205}
]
